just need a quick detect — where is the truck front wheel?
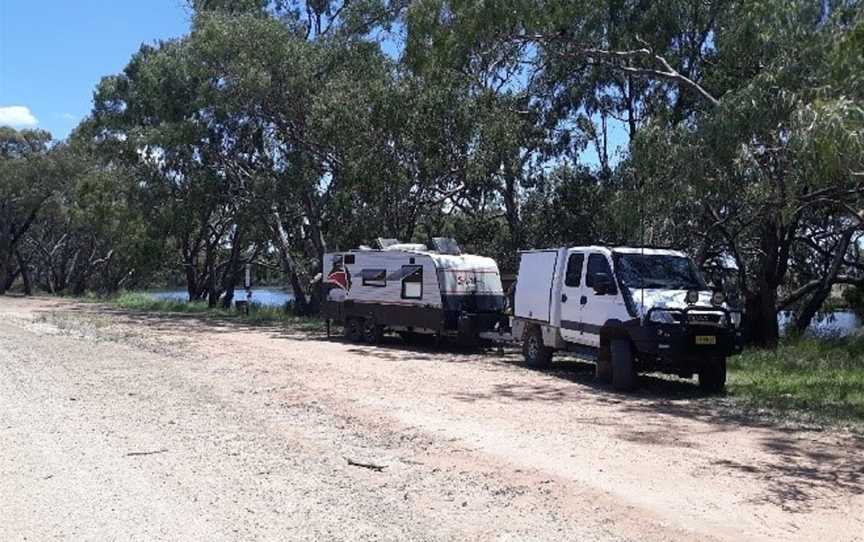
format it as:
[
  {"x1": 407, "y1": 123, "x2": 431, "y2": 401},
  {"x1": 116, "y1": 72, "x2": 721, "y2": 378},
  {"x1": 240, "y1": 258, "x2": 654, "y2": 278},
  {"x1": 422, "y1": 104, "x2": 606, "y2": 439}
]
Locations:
[
  {"x1": 699, "y1": 357, "x2": 727, "y2": 393},
  {"x1": 611, "y1": 338, "x2": 637, "y2": 391},
  {"x1": 523, "y1": 326, "x2": 553, "y2": 369},
  {"x1": 595, "y1": 344, "x2": 612, "y2": 383}
]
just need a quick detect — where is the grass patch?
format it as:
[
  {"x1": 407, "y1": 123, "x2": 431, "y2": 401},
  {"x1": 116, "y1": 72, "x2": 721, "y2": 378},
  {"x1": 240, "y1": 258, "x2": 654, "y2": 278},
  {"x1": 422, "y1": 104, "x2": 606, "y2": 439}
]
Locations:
[
  {"x1": 113, "y1": 292, "x2": 211, "y2": 313},
  {"x1": 728, "y1": 336, "x2": 864, "y2": 427},
  {"x1": 108, "y1": 292, "x2": 322, "y2": 331}
]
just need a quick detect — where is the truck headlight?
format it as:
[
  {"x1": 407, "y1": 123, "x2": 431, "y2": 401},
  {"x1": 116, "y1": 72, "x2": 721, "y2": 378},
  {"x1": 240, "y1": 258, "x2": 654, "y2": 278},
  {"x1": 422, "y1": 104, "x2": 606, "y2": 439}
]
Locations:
[{"x1": 649, "y1": 310, "x2": 679, "y2": 324}]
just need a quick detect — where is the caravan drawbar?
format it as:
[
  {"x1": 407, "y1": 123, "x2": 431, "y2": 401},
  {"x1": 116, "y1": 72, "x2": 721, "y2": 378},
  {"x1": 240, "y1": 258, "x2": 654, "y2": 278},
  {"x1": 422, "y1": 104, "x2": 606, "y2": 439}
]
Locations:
[{"x1": 321, "y1": 238, "x2": 506, "y2": 344}]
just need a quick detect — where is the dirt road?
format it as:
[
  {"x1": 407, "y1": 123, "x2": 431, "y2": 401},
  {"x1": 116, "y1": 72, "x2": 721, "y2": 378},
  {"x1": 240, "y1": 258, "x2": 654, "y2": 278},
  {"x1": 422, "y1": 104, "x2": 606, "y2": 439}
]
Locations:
[{"x1": 1, "y1": 296, "x2": 862, "y2": 541}]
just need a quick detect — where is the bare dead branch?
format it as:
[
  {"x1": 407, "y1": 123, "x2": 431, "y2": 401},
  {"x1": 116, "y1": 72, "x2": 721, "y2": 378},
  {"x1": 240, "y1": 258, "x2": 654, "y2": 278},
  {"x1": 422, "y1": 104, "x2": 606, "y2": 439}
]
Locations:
[{"x1": 345, "y1": 457, "x2": 386, "y2": 472}]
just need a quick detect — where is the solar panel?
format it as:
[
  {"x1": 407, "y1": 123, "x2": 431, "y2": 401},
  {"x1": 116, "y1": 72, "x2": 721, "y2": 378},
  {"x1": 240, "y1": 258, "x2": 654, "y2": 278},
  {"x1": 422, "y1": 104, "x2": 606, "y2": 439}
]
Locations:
[
  {"x1": 376, "y1": 238, "x2": 401, "y2": 249},
  {"x1": 432, "y1": 237, "x2": 461, "y2": 255}
]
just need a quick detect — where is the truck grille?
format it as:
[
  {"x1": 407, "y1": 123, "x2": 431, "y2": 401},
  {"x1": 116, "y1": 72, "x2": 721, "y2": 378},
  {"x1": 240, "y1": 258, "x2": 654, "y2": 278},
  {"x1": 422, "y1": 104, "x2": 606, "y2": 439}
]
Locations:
[{"x1": 687, "y1": 312, "x2": 725, "y2": 327}]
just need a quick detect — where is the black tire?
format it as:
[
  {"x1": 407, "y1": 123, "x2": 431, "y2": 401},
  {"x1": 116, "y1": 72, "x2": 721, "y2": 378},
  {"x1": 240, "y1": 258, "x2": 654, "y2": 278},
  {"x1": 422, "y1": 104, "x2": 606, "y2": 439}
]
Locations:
[
  {"x1": 611, "y1": 338, "x2": 637, "y2": 391},
  {"x1": 595, "y1": 343, "x2": 613, "y2": 383},
  {"x1": 699, "y1": 357, "x2": 727, "y2": 393},
  {"x1": 522, "y1": 326, "x2": 553, "y2": 369},
  {"x1": 345, "y1": 317, "x2": 363, "y2": 342},
  {"x1": 362, "y1": 319, "x2": 383, "y2": 344},
  {"x1": 399, "y1": 331, "x2": 428, "y2": 345}
]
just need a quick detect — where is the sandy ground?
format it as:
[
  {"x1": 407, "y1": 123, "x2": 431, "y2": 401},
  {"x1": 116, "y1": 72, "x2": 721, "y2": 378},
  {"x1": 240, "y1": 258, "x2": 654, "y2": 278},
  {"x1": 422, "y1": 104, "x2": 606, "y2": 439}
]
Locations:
[{"x1": 1, "y1": 296, "x2": 862, "y2": 541}]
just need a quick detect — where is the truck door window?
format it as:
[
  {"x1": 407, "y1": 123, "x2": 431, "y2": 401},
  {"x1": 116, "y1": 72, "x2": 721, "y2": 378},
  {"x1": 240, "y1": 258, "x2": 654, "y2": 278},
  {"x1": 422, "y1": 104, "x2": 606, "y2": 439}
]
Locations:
[
  {"x1": 401, "y1": 266, "x2": 423, "y2": 299},
  {"x1": 586, "y1": 254, "x2": 616, "y2": 294},
  {"x1": 565, "y1": 254, "x2": 584, "y2": 287}
]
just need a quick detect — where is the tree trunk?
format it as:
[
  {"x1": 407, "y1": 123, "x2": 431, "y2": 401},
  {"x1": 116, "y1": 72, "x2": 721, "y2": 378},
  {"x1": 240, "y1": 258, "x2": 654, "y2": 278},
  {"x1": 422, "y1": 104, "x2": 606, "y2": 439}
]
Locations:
[
  {"x1": 183, "y1": 243, "x2": 199, "y2": 302},
  {"x1": 207, "y1": 254, "x2": 219, "y2": 308},
  {"x1": 746, "y1": 220, "x2": 782, "y2": 347},
  {"x1": 302, "y1": 192, "x2": 328, "y2": 261},
  {"x1": 745, "y1": 289, "x2": 780, "y2": 348},
  {"x1": 1, "y1": 261, "x2": 20, "y2": 294},
  {"x1": 0, "y1": 233, "x2": 14, "y2": 294},
  {"x1": 792, "y1": 228, "x2": 855, "y2": 335},
  {"x1": 220, "y1": 228, "x2": 243, "y2": 310},
  {"x1": 272, "y1": 211, "x2": 311, "y2": 315},
  {"x1": 16, "y1": 249, "x2": 32, "y2": 296},
  {"x1": 501, "y1": 169, "x2": 522, "y2": 254}
]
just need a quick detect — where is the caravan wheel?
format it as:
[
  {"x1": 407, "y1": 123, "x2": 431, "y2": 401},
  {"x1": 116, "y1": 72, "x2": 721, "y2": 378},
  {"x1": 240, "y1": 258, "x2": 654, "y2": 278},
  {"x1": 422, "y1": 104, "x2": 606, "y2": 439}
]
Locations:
[
  {"x1": 362, "y1": 319, "x2": 383, "y2": 344},
  {"x1": 345, "y1": 318, "x2": 363, "y2": 342}
]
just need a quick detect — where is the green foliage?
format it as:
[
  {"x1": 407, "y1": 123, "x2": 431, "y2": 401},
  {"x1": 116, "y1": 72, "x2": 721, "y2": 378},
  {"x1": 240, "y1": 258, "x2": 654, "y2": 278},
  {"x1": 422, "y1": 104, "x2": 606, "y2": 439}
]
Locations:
[
  {"x1": 7, "y1": 0, "x2": 864, "y2": 346},
  {"x1": 843, "y1": 287, "x2": 864, "y2": 317},
  {"x1": 113, "y1": 292, "x2": 208, "y2": 312},
  {"x1": 729, "y1": 337, "x2": 864, "y2": 426},
  {"x1": 110, "y1": 291, "x2": 324, "y2": 329}
]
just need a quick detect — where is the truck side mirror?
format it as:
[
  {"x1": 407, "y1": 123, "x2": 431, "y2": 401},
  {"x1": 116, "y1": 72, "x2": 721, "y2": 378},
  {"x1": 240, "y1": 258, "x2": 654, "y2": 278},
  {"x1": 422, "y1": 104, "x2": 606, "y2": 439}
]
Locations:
[{"x1": 592, "y1": 273, "x2": 615, "y2": 295}]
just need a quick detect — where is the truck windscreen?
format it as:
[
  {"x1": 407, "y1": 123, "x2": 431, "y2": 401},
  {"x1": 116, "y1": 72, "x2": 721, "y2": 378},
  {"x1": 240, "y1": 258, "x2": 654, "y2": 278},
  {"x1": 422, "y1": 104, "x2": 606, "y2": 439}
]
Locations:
[{"x1": 613, "y1": 254, "x2": 706, "y2": 290}]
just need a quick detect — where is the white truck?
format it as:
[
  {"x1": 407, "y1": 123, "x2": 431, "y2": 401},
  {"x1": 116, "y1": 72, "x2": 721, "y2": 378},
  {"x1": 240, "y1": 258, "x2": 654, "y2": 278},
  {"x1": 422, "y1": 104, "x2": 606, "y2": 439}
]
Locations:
[{"x1": 510, "y1": 246, "x2": 743, "y2": 392}]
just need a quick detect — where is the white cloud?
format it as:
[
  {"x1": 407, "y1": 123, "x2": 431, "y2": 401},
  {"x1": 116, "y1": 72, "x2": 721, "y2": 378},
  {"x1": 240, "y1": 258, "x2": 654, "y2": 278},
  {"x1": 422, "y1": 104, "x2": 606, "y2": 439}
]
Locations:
[
  {"x1": 0, "y1": 106, "x2": 39, "y2": 128},
  {"x1": 61, "y1": 112, "x2": 76, "y2": 121}
]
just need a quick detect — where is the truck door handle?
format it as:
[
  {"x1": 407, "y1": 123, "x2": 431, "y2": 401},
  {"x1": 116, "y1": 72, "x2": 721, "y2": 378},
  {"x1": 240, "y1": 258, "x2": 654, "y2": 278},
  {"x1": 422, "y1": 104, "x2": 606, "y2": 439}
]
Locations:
[
  {"x1": 561, "y1": 294, "x2": 568, "y2": 303},
  {"x1": 580, "y1": 296, "x2": 588, "y2": 305}
]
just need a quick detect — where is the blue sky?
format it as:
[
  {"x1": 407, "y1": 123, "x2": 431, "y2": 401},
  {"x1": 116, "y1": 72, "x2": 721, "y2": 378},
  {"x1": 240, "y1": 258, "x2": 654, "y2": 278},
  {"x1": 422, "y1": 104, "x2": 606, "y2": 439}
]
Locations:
[
  {"x1": 0, "y1": 0, "x2": 191, "y2": 140},
  {"x1": 0, "y1": 2, "x2": 626, "y2": 165}
]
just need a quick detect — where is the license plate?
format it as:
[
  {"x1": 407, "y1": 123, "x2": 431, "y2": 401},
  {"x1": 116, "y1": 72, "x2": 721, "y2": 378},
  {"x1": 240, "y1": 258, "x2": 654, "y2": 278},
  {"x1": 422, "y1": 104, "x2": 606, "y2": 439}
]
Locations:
[{"x1": 695, "y1": 335, "x2": 717, "y2": 345}]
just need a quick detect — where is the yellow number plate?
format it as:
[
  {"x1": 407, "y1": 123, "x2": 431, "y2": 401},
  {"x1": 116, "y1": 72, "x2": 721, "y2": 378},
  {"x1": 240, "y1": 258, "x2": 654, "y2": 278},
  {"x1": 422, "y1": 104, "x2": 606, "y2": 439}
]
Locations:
[{"x1": 695, "y1": 335, "x2": 717, "y2": 345}]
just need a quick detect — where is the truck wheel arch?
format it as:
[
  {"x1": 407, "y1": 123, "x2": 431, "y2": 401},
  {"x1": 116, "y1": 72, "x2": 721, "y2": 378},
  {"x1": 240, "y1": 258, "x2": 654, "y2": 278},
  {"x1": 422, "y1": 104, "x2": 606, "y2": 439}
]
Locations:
[{"x1": 599, "y1": 319, "x2": 631, "y2": 347}]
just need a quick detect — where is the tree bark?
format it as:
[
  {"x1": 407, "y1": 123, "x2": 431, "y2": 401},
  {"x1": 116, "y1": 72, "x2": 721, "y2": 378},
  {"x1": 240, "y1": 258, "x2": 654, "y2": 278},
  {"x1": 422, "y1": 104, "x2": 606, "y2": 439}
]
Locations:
[
  {"x1": 1, "y1": 262, "x2": 20, "y2": 294},
  {"x1": 272, "y1": 211, "x2": 311, "y2": 315},
  {"x1": 220, "y1": 227, "x2": 243, "y2": 310},
  {"x1": 792, "y1": 228, "x2": 855, "y2": 335},
  {"x1": 745, "y1": 220, "x2": 782, "y2": 347},
  {"x1": 16, "y1": 249, "x2": 32, "y2": 296}
]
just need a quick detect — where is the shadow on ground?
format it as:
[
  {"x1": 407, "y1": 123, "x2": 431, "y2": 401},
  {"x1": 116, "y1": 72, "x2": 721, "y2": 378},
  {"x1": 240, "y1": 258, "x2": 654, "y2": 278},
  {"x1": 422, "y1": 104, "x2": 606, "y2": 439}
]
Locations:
[{"x1": 37, "y1": 300, "x2": 864, "y2": 515}]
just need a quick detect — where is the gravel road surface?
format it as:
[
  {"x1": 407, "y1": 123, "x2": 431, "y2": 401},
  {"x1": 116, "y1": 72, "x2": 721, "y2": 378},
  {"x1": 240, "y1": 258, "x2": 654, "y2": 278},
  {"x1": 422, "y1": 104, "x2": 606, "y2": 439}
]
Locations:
[{"x1": 1, "y1": 296, "x2": 862, "y2": 541}]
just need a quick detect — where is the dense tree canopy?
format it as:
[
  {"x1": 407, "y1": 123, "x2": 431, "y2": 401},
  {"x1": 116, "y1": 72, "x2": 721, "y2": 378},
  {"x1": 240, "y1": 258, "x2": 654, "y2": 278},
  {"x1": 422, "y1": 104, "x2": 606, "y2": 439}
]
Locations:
[{"x1": 2, "y1": 0, "x2": 863, "y2": 346}]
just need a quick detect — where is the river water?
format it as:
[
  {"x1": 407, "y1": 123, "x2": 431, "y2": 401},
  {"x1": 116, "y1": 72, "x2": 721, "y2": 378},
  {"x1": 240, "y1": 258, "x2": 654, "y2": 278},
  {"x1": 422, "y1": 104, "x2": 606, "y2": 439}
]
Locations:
[
  {"x1": 778, "y1": 310, "x2": 861, "y2": 338},
  {"x1": 151, "y1": 288, "x2": 295, "y2": 307}
]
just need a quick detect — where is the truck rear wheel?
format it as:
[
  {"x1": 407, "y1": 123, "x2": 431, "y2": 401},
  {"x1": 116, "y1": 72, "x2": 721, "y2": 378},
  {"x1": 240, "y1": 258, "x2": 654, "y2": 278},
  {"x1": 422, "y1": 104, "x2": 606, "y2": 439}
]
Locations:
[
  {"x1": 345, "y1": 318, "x2": 363, "y2": 342},
  {"x1": 611, "y1": 338, "x2": 636, "y2": 391},
  {"x1": 522, "y1": 326, "x2": 552, "y2": 369},
  {"x1": 699, "y1": 357, "x2": 727, "y2": 393}
]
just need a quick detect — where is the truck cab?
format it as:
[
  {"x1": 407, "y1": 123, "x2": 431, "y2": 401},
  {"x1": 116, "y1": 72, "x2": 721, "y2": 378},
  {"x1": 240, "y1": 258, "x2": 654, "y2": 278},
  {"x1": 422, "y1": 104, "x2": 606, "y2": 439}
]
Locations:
[{"x1": 511, "y1": 246, "x2": 743, "y2": 392}]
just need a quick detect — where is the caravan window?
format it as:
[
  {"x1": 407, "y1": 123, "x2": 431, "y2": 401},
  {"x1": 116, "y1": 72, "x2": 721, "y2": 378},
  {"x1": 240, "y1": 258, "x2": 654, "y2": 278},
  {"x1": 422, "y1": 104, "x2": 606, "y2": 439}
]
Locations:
[
  {"x1": 362, "y1": 269, "x2": 387, "y2": 287},
  {"x1": 401, "y1": 266, "x2": 423, "y2": 299}
]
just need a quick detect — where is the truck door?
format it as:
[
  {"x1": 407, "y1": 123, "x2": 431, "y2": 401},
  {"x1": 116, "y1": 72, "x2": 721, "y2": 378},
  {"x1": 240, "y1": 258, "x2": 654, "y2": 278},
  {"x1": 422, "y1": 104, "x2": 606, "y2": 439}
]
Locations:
[
  {"x1": 559, "y1": 251, "x2": 585, "y2": 343},
  {"x1": 581, "y1": 252, "x2": 626, "y2": 347}
]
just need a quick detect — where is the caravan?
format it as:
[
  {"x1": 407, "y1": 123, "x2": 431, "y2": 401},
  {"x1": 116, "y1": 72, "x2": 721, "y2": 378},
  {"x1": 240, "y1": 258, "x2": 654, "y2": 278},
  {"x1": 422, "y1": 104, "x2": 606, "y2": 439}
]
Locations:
[{"x1": 322, "y1": 238, "x2": 506, "y2": 344}]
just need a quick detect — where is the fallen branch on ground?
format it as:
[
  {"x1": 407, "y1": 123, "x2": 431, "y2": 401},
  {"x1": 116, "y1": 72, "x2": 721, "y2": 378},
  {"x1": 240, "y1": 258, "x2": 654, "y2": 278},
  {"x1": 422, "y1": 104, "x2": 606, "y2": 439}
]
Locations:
[
  {"x1": 126, "y1": 449, "x2": 169, "y2": 457},
  {"x1": 345, "y1": 457, "x2": 387, "y2": 472}
]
